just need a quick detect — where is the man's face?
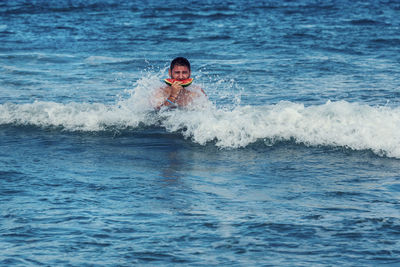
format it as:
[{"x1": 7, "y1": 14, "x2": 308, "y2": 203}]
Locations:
[{"x1": 169, "y1": 65, "x2": 190, "y2": 80}]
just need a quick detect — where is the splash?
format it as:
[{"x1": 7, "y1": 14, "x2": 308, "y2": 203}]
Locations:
[{"x1": 1, "y1": 75, "x2": 400, "y2": 158}]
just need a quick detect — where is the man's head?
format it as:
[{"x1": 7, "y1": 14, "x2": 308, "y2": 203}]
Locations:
[{"x1": 169, "y1": 57, "x2": 191, "y2": 80}]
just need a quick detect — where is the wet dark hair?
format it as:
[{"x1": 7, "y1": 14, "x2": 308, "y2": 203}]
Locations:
[{"x1": 170, "y1": 57, "x2": 191, "y2": 71}]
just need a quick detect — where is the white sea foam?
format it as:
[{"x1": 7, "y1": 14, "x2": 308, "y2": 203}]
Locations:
[
  {"x1": 1, "y1": 76, "x2": 400, "y2": 158},
  {"x1": 168, "y1": 101, "x2": 400, "y2": 156}
]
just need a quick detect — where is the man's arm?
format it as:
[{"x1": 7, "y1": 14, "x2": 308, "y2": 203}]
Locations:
[{"x1": 152, "y1": 82, "x2": 183, "y2": 109}]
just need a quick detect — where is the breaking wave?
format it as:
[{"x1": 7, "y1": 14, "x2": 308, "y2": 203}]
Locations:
[{"x1": 1, "y1": 76, "x2": 400, "y2": 158}]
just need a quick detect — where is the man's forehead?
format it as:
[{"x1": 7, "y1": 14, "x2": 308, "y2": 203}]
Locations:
[{"x1": 172, "y1": 65, "x2": 189, "y2": 71}]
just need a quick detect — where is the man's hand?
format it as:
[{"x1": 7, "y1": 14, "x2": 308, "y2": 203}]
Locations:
[{"x1": 169, "y1": 81, "x2": 183, "y2": 99}]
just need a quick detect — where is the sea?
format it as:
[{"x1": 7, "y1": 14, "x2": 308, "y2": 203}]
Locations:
[{"x1": 1, "y1": 0, "x2": 400, "y2": 266}]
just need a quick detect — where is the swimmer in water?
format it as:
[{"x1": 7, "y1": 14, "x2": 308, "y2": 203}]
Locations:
[{"x1": 152, "y1": 57, "x2": 206, "y2": 109}]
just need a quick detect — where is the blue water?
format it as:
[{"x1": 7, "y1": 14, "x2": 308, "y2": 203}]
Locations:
[{"x1": 1, "y1": 0, "x2": 400, "y2": 266}]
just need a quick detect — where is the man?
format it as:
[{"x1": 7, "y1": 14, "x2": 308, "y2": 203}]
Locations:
[{"x1": 152, "y1": 57, "x2": 206, "y2": 109}]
